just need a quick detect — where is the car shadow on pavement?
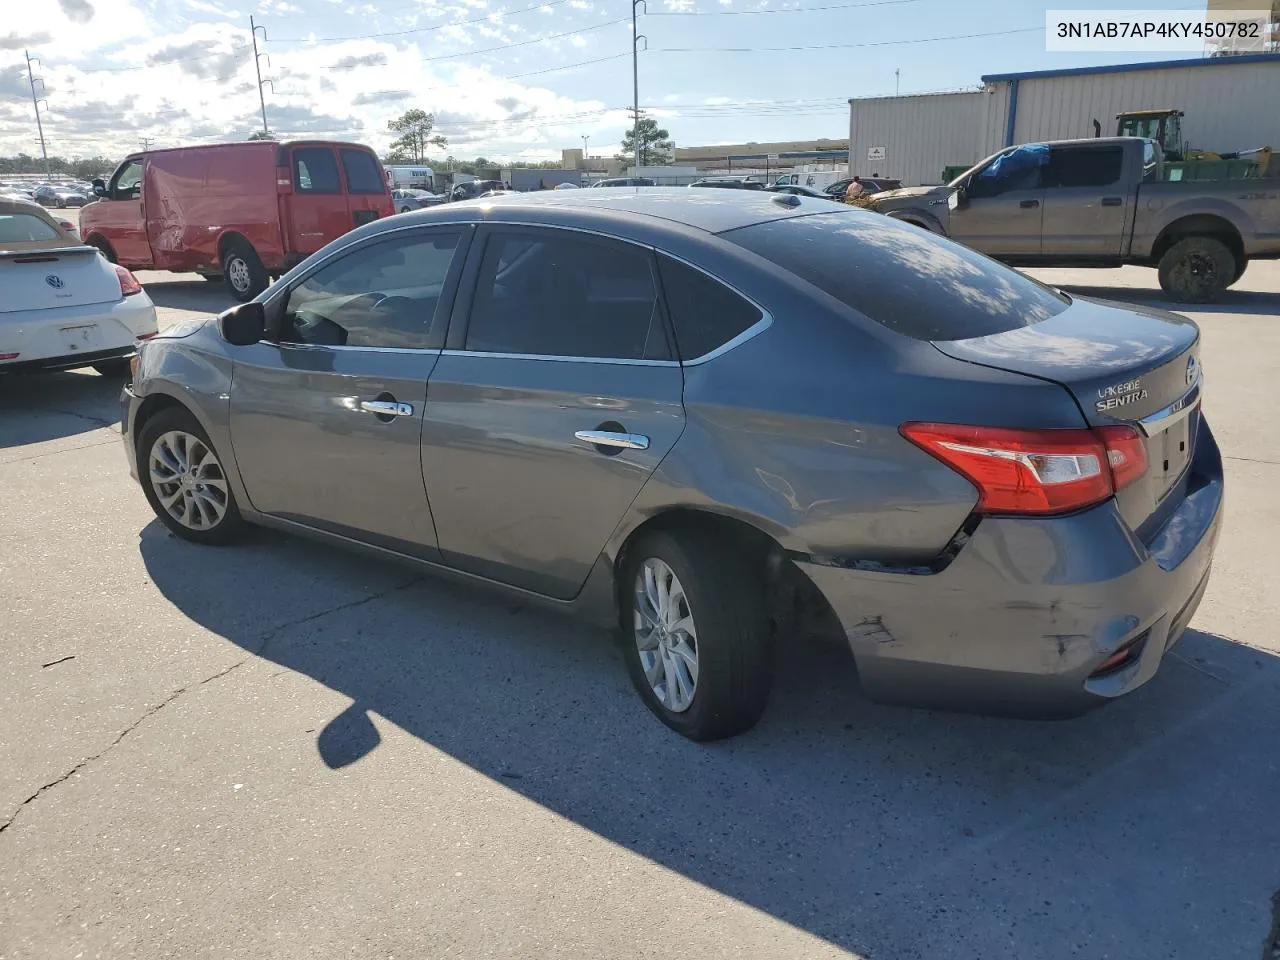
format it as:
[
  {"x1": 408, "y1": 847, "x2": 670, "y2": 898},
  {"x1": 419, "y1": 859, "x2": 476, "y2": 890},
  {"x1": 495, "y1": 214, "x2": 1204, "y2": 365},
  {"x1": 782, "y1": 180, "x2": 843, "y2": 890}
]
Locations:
[
  {"x1": 142, "y1": 279, "x2": 233, "y2": 314},
  {"x1": 139, "y1": 524, "x2": 1280, "y2": 960},
  {"x1": 1055, "y1": 284, "x2": 1280, "y2": 317},
  {"x1": 0, "y1": 369, "x2": 124, "y2": 448}
]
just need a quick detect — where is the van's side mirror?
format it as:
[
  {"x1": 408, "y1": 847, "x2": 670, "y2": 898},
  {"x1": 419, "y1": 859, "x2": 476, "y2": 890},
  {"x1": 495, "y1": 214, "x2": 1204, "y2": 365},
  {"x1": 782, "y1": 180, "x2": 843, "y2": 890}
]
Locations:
[
  {"x1": 218, "y1": 301, "x2": 266, "y2": 346},
  {"x1": 92, "y1": 179, "x2": 106, "y2": 198}
]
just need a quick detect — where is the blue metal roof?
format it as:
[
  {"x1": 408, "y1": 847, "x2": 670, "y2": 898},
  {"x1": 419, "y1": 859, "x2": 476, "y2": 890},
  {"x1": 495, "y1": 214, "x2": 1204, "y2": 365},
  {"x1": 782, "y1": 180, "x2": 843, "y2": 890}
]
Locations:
[{"x1": 982, "y1": 51, "x2": 1280, "y2": 83}]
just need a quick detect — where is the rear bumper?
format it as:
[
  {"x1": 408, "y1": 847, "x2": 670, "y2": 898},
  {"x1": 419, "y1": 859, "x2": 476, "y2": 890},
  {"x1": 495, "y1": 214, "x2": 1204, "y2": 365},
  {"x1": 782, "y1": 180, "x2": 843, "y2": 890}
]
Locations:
[
  {"x1": 796, "y1": 417, "x2": 1225, "y2": 718},
  {"x1": 0, "y1": 295, "x2": 159, "y2": 373}
]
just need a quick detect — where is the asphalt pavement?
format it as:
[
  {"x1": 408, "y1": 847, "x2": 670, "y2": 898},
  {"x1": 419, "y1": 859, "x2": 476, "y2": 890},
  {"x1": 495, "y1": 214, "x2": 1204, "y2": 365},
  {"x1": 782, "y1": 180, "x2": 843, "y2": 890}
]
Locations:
[{"x1": 2, "y1": 263, "x2": 1279, "y2": 960}]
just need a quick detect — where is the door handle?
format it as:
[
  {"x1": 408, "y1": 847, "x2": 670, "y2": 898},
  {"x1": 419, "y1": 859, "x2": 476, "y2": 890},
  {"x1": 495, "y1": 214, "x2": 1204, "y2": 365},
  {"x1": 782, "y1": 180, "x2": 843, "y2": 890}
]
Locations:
[
  {"x1": 575, "y1": 430, "x2": 649, "y2": 451},
  {"x1": 1019, "y1": 199, "x2": 1040, "y2": 209},
  {"x1": 1101, "y1": 197, "x2": 1123, "y2": 207},
  {"x1": 359, "y1": 399, "x2": 414, "y2": 417}
]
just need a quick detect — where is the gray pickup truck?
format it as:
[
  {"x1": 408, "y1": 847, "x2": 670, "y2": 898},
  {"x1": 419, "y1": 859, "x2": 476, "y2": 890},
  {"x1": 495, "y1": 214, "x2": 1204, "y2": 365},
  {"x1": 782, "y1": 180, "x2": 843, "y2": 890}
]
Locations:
[{"x1": 866, "y1": 136, "x2": 1280, "y2": 302}]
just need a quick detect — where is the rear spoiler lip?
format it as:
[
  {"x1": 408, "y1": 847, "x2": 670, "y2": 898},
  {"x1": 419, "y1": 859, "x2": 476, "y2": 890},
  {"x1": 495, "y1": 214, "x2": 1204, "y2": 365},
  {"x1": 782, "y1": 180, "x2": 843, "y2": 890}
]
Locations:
[{"x1": 0, "y1": 244, "x2": 101, "y2": 260}]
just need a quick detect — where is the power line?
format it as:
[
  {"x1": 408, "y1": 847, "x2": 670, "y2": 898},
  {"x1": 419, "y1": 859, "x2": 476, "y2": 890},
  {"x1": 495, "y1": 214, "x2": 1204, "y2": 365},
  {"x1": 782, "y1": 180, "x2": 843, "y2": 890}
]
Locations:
[
  {"x1": 417, "y1": 16, "x2": 630, "y2": 64},
  {"x1": 653, "y1": 24, "x2": 1042, "y2": 53}
]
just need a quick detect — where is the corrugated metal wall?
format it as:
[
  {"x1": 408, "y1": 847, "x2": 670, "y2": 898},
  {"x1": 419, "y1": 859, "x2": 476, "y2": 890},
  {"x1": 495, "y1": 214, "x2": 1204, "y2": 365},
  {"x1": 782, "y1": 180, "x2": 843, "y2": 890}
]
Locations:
[
  {"x1": 848, "y1": 92, "x2": 990, "y2": 185},
  {"x1": 1009, "y1": 61, "x2": 1280, "y2": 153},
  {"x1": 850, "y1": 59, "x2": 1280, "y2": 185}
]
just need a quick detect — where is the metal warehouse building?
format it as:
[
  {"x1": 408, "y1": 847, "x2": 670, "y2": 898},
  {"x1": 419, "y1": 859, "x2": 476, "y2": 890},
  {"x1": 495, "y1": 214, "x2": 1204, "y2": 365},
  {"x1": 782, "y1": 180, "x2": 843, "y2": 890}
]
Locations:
[{"x1": 848, "y1": 52, "x2": 1280, "y2": 185}]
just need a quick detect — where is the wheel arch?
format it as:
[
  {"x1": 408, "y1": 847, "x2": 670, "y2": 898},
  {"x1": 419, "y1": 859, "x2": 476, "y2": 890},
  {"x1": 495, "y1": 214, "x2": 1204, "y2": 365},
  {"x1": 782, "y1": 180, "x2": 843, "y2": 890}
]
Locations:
[
  {"x1": 1151, "y1": 214, "x2": 1243, "y2": 267},
  {"x1": 216, "y1": 230, "x2": 255, "y2": 266},
  {"x1": 611, "y1": 507, "x2": 839, "y2": 638}
]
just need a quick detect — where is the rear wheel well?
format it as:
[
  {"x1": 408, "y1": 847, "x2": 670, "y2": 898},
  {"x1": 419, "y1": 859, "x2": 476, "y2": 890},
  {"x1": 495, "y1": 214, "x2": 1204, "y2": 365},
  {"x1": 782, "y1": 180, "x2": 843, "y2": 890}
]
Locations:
[
  {"x1": 1151, "y1": 215, "x2": 1243, "y2": 267},
  {"x1": 614, "y1": 509, "x2": 839, "y2": 638}
]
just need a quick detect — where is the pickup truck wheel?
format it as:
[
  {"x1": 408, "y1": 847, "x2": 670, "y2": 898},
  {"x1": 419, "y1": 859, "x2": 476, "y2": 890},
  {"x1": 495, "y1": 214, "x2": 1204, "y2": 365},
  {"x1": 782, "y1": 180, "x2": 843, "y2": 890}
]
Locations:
[
  {"x1": 1158, "y1": 237, "x2": 1234, "y2": 304},
  {"x1": 222, "y1": 242, "x2": 268, "y2": 302},
  {"x1": 1229, "y1": 259, "x2": 1248, "y2": 287}
]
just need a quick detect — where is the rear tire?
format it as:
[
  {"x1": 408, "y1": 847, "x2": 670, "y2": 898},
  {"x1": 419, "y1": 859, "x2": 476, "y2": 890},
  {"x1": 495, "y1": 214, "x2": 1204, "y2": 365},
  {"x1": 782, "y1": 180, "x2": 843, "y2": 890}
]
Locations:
[
  {"x1": 93, "y1": 358, "x2": 132, "y2": 378},
  {"x1": 1158, "y1": 236, "x2": 1234, "y2": 304},
  {"x1": 136, "y1": 407, "x2": 247, "y2": 546},
  {"x1": 222, "y1": 241, "x2": 268, "y2": 302},
  {"x1": 619, "y1": 530, "x2": 772, "y2": 741}
]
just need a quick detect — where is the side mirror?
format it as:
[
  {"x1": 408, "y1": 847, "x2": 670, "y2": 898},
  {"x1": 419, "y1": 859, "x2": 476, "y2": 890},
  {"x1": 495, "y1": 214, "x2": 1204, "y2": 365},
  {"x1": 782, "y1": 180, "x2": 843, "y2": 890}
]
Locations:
[
  {"x1": 217, "y1": 301, "x2": 266, "y2": 346},
  {"x1": 948, "y1": 187, "x2": 967, "y2": 211},
  {"x1": 92, "y1": 179, "x2": 106, "y2": 198}
]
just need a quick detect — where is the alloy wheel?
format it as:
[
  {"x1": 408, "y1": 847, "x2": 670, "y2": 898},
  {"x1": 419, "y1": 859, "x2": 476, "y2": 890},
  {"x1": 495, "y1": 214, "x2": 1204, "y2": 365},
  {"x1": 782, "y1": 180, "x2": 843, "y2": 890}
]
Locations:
[
  {"x1": 634, "y1": 558, "x2": 699, "y2": 713},
  {"x1": 148, "y1": 430, "x2": 229, "y2": 531}
]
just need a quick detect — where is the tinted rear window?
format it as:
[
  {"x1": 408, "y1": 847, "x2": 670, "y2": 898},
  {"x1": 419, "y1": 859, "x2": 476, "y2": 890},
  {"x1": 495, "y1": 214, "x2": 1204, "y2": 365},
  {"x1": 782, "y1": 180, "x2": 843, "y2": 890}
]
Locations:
[
  {"x1": 341, "y1": 149, "x2": 385, "y2": 194},
  {"x1": 657, "y1": 255, "x2": 762, "y2": 360},
  {"x1": 0, "y1": 213, "x2": 59, "y2": 243},
  {"x1": 294, "y1": 148, "x2": 340, "y2": 194},
  {"x1": 722, "y1": 211, "x2": 1068, "y2": 341}
]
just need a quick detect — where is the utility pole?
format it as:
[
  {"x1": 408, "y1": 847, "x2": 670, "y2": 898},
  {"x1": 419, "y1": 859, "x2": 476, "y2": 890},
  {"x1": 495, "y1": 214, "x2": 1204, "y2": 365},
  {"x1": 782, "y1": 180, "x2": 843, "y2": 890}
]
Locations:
[
  {"x1": 631, "y1": 0, "x2": 645, "y2": 172},
  {"x1": 250, "y1": 16, "x2": 270, "y2": 137},
  {"x1": 581, "y1": 134, "x2": 589, "y2": 158},
  {"x1": 25, "y1": 51, "x2": 51, "y2": 179},
  {"x1": 894, "y1": 68, "x2": 900, "y2": 95},
  {"x1": 139, "y1": 137, "x2": 154, "y2": 150}
]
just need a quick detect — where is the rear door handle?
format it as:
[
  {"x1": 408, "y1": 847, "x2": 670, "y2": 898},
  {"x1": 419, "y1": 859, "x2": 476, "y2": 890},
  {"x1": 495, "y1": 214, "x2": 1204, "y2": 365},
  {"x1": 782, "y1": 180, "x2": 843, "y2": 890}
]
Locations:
[
  {"x1": 1101, "y1": 196, "x2": 1123, "y2": 207},
  {"x1": 1019, "y1": 199, "x2": 1040, "y2": 209},
  {"x1": 574, "y1": 430, "x2": 649, "y2": 451},
  {"x1": 359, "y1": 400, "x2": 414, "y2": 417}
]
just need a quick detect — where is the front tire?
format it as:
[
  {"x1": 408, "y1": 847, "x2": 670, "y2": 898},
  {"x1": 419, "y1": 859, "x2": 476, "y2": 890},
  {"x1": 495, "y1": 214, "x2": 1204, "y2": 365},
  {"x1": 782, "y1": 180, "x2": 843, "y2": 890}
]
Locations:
[
  {"x1": 222, "y1": 241, "x2": 268, "y2": 302},
  {"x1": 1158, "y1": 236, "x2": 1234, "y2": 303},
  {"x1": 620, "y1": 530, "x2": 772, "y2": 741},
  {"x1": 136, "y1": 407, "x2": 246, "y2": 545}
]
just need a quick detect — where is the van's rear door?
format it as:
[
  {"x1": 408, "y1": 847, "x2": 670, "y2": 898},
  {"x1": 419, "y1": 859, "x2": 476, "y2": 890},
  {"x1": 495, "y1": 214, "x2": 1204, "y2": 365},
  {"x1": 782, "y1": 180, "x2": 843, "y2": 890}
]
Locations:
[
  {"x1": 338, "y1": 147, "x2": 393, "y2": 228},
  {"x1": 282, "y1": 144, "x2": 350, "y2": 258}
]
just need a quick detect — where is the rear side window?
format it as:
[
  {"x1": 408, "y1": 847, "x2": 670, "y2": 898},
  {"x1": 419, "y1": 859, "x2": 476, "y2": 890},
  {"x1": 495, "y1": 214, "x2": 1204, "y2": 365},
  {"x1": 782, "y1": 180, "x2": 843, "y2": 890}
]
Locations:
[
  {"x1": 722, "y1": 211, "x2": 1068, "y2": 341},
  {"x1": 341, "y1": 149, "x2": 385, "y2": 194},
  {"x1": 1046, "y1": 146, "x2": 1124, "y2": 188},
  {"x1": 464, "y1": 229, "x2": 667, "y2": 360},
  {"x1": 657, "y1": 256, "x2": 762, "y2": 360},
  {"x1": 0, "y1": 214, "x2": 59, "y2": 243},
  {"x1": 294, "y1": 148, "x2": 340, "y2": 194}
]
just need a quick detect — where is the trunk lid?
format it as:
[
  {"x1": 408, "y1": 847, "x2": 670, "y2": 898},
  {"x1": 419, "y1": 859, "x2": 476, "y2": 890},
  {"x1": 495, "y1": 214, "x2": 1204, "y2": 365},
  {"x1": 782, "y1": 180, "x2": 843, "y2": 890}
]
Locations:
[
  {"x1": 0, "y1": 246, "x2": 123, "y2": 313},
  {"x1": 932, "y1": 295, "x2": 1202, "y2": 537}
]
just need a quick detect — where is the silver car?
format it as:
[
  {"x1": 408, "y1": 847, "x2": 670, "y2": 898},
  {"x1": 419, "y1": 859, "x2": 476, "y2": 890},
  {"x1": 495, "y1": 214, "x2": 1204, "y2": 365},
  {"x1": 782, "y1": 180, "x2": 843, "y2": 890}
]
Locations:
[{"x1": 120, "y1": 189, "x2": 1222, "y2": 740}]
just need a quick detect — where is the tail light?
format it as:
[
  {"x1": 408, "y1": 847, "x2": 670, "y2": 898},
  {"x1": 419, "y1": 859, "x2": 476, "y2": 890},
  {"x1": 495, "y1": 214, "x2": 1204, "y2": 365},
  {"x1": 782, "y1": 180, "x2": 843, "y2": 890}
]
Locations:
[
  {"x1": 900, "y1": 423, "x2": 1148, "y2": 516},
  {"x1": 114, "y1": 264, "x2": 143, "y2": 297}
]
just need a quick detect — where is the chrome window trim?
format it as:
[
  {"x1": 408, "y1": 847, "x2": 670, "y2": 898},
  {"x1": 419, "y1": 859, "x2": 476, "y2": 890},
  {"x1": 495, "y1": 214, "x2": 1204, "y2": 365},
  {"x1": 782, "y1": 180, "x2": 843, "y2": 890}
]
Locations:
[
  {"x1": 656, "y1": 250, "x2": 774, "y2": 366},
  {"x1": 440, "y1": 349, "x2": 679, "y2": 367},
  {"x1": 270, "y1": 341, "x2": 440, "y2": 355}
]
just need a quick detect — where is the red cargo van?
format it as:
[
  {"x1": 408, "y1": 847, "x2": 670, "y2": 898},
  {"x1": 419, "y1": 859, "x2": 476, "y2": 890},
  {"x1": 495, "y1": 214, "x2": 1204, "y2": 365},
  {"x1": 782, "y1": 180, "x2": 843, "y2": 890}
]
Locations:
[{"x1": 80, "y1": 140, "x2": 393, "y2": 301}]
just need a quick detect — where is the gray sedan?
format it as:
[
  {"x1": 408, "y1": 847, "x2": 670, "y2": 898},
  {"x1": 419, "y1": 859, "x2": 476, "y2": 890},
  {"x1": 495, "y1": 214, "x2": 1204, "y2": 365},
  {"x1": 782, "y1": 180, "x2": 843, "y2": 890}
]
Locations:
[{"x1": 120, "y1": 189, "x2": 1222, "y2": 740}]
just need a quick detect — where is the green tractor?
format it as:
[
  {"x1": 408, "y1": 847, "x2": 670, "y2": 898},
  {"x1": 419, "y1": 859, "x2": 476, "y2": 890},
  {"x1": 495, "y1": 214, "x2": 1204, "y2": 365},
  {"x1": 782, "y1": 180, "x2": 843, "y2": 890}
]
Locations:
[{"x1": 1113, "y1": 108, "x2": 1274, "y2": 179}]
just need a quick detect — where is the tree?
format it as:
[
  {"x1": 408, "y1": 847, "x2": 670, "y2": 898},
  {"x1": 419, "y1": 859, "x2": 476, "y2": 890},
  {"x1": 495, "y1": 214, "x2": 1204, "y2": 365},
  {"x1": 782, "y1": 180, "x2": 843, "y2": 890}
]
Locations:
[
  {"x1": 386, "y1": 109, "x2": 447, "y2": 163},
  {"x1": 618, "y1": 115, "x2": 674, "y2": 167},
  {"x1": 248, "y1": 130, "x2": 276, "y2": 141}
]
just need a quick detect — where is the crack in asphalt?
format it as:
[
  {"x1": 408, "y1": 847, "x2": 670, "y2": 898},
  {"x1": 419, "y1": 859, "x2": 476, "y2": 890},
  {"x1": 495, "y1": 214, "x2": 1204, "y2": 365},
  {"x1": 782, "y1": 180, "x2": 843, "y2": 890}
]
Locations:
[
  {"x1": 0, "y1": 437, "x2": 119, "y2": 466},
  {"x1": 0, "y1": 576, "x2": 424, "y2": 838},
  {"x1": 30, "y1": 407, "x2": 119, "y2": 431}
]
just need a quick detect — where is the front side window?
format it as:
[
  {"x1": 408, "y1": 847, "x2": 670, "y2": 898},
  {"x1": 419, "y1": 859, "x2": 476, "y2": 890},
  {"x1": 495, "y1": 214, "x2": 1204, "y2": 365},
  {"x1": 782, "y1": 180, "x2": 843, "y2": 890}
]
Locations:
[
  {"x1": 1046, "y1": 146, "x2": 1123, "y2": 188},
  {"x1": 1142, "y1": 141, "x2": 1159, "y2": 183},
  {"x1": 967, "y1": 145, "x2": 1047, "y2": 198},
  {"x1": 110, "y1": 160, "x2": 143, "y2": 200},
  {"x1": 464, "y1": 229, "x2": 667, "y2": 360},
  {"x1": 723, "y1": 210, "x2": 1069, "y2": 341},
  {"x1": 294, "y1": 148, "x2": 340, "y2": 194},
  {"x1": 340, "y1": 149, "x2": 385, "y2": 195},
  {"x1": 282, "y1": 231, "x2": 462, "y2": 349}
]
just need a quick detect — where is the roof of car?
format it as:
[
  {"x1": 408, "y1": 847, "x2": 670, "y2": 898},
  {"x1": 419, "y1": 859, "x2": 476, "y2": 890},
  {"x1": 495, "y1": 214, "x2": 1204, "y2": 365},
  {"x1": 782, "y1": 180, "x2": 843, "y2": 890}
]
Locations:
[{"x1": 414, "y1": 186, "x2": 832, "y2": 235}]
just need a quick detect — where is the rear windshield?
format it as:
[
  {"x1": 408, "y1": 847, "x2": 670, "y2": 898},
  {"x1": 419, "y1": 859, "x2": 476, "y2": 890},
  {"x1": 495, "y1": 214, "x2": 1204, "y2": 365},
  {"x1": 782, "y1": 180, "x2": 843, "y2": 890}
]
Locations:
[
  {"x1": 722, "y1": 211, "x2": 1068, "y2": 340},
  {"x1": 0, "y1": 213, "x2": 59, "y2": 243},
  {"x1": 341, "y1": 149, "x2": 385, "y2": 194}
]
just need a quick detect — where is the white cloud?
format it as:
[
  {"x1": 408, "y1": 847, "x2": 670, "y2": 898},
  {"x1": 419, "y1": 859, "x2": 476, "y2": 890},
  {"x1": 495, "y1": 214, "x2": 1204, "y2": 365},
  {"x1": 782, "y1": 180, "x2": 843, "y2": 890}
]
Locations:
[{"x1": 569, "y1": 34, "x2": 587, "y2": 48}]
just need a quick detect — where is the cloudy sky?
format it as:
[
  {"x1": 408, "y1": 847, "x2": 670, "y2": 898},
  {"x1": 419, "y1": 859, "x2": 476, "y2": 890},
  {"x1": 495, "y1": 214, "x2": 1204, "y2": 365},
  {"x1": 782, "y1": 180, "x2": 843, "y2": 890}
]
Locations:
[{"x1": 0, "y1": 0, "x2": 1213, "y2": 162}]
